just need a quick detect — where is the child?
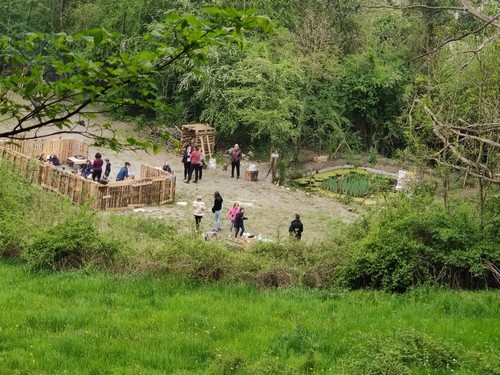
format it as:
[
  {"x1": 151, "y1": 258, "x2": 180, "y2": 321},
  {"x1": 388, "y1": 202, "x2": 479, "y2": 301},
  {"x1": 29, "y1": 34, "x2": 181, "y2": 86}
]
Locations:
[
  {"x1": 234, "y1": 207, "x2": 247, "y2": 237},
  {"x1": 227, "y1": 202, "x2": 239, "y2": 235},
  {"x1": 192, "y1": 195, "x2": 206, "y2": 231}
]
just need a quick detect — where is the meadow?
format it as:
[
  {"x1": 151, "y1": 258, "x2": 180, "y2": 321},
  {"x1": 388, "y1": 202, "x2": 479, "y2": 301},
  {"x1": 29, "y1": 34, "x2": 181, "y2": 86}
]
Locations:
[
  {"x1": 0, "y1": 158, "x2": 499, "y2": 373},
  {"x1": 0, "y1": 260, "x2": 498, "y2": 374}
]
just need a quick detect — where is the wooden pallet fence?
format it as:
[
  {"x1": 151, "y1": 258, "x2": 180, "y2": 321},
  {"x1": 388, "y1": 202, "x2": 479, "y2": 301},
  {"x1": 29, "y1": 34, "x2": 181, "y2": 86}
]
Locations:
[
  {"x1": 0, "y1": 138, "x2": 88, "y2": 162},
  {"x1": 0, "y1": 146, "x2": 176, "y2": 210}
]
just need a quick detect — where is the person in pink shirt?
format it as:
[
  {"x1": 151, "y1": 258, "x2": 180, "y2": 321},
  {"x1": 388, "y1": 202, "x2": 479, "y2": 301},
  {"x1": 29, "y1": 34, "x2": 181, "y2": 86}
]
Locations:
[
  {"x1": 186, "y1": 145, "x2": 201, "y2": 183},
  {"x1": 227, "y1": 202, "x2": 240, "y2": 235}
]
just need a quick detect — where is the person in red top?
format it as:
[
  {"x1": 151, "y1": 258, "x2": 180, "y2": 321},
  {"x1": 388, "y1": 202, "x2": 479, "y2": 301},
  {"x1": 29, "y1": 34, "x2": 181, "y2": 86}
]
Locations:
[
  {"x1": 92, "y1": 153, "x2": 104, "y2": 182},
  {"x1": 186, "y1": 145, "x2": 201, "y2": 183}
]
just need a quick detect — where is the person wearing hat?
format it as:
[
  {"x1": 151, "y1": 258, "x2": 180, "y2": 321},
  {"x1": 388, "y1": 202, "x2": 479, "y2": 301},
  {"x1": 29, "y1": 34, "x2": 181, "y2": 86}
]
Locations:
[
  {"x1": 116, "y1": 162, "x2": 130, "y2": 181},
  {"x1": 104, "y1": 158, "x2": 111, "y2": 178},
  {"x1": 192, "y1": 195, "x2": 206, "y2": 231}
]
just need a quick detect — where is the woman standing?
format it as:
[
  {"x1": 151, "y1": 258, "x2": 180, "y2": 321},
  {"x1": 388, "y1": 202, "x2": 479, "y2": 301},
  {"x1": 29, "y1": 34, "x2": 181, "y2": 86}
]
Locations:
[
  {"x1": 192, "y1": 195, "x2": 206, "y2": 231},
  {"x1": 182, "y1": 144, "x2": 191, "y2": 181},
  {"x1": 211, "y1": 191, "x2": 223, "y2": 232},
  {"x1": 92, "y1": 153, "x2": 104, "y2": 182}
]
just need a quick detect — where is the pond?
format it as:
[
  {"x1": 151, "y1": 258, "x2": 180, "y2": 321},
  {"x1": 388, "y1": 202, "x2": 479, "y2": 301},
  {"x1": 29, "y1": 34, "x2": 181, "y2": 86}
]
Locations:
[{"x1": 293, "y1": 167, "x2": 397, "y2": 204}]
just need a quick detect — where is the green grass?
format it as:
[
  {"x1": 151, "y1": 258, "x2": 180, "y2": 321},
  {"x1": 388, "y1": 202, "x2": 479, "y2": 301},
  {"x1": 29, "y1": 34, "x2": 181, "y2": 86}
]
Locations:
[{"x1": 0, "y1": 260, "x2": 498, "y2": 374}]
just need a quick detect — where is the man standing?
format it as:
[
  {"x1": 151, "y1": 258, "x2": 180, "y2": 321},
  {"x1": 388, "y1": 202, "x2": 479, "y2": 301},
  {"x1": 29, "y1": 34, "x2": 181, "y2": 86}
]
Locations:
[
  {"x1": 229, "y1": 143, "x2": 242, "y2": 179},
  {"x1": 288, "y1": 213, "x2": 304, "y2": 240}
]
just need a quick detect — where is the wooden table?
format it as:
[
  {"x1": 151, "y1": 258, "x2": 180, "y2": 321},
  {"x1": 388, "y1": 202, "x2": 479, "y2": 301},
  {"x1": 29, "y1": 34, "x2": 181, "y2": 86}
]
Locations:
[{"x1": 67, "y1": 157, "x2": 87, "y2": 172}]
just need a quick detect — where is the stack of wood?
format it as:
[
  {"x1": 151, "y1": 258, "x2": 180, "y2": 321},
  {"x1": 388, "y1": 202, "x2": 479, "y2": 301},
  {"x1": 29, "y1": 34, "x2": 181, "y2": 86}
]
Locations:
[{"x1": 181, "y1": 124, "x2": 215, "y2": 158}]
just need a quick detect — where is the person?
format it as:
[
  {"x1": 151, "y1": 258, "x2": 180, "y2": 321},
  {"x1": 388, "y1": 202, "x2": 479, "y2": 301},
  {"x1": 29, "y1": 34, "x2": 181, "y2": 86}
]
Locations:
[
  {"x1": 116, "y1": 162, "x2": 130, "y2": 181},
  {"x1": 81, "y1": 159, "x2": 92, "y2": 178},
  {"x1": 234, "y1": 207, "x2": 247, "y2": 237},
  {"x1": 49, "y1": 154, "x2": 61, "y2": 167},
  {"x1": 229, "y1": 143, "x2": 242, "y2": 179},
  {"x1": 227, "y1": 202, "x2": 239, "y2": 235},
  {"x1": 162, "y1": 161, "x2": 172, "y2": 173},
  {"x1": 198, "y1": 149, "x2": 205, "y2": 181},
  {"x1": 128, "y1": 172, "x2": 136, "y2": 180},
  {"x1": 91, "y1": 152, "x2": 104, "y2": 182},
  {"x1": 192, "y1": 195, "x2": 206, "y2": 231},
  {"x1": 182, "y1": 144, "x2": 191, "y2": 181},
  {"x1": 186, "y1": 145, "x2": 200, "y2": 183},
  {"x1": 211, "y1": 191, "x2": 223, "y2": 232},
  {"x1": 288, "y1": 213, "x2": 304, "y2": 240},
  {"x1": 104, "y1": 158, "x2": 111, "y2": 178}
]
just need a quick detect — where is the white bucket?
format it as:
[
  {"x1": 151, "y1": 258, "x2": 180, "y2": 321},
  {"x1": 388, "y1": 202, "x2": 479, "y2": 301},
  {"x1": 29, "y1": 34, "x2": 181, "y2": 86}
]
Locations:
[{"x1": 209, "y1": 158, "x2": 217, "y2": 169}]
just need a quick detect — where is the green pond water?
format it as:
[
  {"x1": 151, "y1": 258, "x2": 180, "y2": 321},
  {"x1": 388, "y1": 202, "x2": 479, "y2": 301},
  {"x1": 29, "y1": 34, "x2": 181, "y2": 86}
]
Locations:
[{"x1": 293, "y1": 168, "x2": 396, "y2": 203}]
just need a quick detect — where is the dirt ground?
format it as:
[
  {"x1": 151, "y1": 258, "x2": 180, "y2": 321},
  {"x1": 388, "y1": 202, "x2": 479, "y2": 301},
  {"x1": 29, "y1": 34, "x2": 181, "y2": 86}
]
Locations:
[
  {"x1": 1, "y1": 115, "x2": 404, "y2": 243},
  {"x1": 92, "y1": 142, "x2": 361, "y2": 243}
]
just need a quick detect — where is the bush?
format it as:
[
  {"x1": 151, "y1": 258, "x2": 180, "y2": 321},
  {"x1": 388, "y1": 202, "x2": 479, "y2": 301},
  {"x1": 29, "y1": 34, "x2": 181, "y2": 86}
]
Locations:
[
  {"x1": 338, "y1": 194, "x2": 500, "y2": 291},
  {"x1": 23, "y1": 210, "x2": 120, "y2": 271}
]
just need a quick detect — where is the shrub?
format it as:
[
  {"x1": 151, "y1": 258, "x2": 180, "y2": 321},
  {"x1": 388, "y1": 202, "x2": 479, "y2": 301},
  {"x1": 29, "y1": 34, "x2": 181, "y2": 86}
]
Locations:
[
  {"x1": 339, "y1": 194, "x2": 500, "y2": 291},
  {"x1": 23, "y1": 210, "x2": 120, "y2": 271}
]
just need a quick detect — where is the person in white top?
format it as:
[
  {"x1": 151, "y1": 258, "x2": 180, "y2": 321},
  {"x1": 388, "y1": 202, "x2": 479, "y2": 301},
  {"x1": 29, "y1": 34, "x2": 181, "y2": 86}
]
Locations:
[{"x1": 192, "y1": 195, "x2": 206, "y2": 231}]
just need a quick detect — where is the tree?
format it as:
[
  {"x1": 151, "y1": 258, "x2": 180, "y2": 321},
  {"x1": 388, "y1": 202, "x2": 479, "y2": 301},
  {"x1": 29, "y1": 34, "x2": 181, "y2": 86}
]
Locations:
[
  {"x1": 197, "y1": 32, "x2": 305, "y2": 153},
  {"x1": 0, "y1": 7, "x2": 274, "y2": 151}
]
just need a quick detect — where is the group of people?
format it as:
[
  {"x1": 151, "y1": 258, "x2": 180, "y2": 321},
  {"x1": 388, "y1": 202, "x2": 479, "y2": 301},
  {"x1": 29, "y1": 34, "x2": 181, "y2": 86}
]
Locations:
[
  {"x1": 192, "y1": 192, "x2": 303, "y2": 240},
  {"x1": 83, "y1": 158, "x2": 136, "y2": 183},
  {"x1": 181, "y1": 142, "x2": 242, "y2": 184},
  {"x1": 80, "y1": 153, "x2": 112, "y2": 183},
  {"x1": 182, "y1": 144, "x2": 206, "y2": 183}
]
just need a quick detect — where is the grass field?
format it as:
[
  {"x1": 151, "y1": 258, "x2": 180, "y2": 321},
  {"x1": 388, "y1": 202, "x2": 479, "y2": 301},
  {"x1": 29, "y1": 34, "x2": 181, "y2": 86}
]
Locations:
[{"x1": 1, "y1": 260, "x2": 498, "y2": 374}]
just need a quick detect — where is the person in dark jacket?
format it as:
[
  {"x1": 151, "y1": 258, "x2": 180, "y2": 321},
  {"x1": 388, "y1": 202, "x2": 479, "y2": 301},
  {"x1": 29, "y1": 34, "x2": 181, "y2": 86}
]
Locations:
[
  {"x1": 288, "y1": 213, "x2": 304, "y2": 240},
  {"x1": 211, "y1": 191, "x2": 223, "y2": 231},
  {"x1": 104, "y1": 158, "x2": 111, "y2": 178},
  {"x1": 181, "y1": 145, "x2": 191, "y2": 181},
  {"x1": 234, "y1": 207, "x2": 247, "y2": 237},
  {"x1": 229, "y1": 143, "x2": 242, "y2": 179},
  {"x1": 81, "y1": 159, "x2": 92, "y2": 178}
]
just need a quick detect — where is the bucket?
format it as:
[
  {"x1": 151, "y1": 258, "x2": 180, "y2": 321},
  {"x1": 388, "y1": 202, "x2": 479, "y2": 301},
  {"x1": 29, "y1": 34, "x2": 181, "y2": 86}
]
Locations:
[{"x1": 209, "y1": 158, "x2": 217, "y2": 169}]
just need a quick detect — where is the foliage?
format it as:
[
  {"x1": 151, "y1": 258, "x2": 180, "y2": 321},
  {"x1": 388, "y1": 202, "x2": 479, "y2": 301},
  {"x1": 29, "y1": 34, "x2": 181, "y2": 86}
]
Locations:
[
  {"x1": 23, "y1": 210, "x2": 121, "y2": 271},
  {"x1": 0, "y1": 7, "x2": 274, "y2": 151},
  {"x1": 339, "y1": 194, "x2": 500, "y2": 292},
  {"x1": 336, "y1": 47, "x2": 412, "y2": 156}
]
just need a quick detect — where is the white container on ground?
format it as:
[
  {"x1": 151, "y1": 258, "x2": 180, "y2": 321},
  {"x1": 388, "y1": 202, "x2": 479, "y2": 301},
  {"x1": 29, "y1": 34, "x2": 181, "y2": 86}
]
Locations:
[{"x1": 209, "y1": 158, "x2": 217, "y2": 169}]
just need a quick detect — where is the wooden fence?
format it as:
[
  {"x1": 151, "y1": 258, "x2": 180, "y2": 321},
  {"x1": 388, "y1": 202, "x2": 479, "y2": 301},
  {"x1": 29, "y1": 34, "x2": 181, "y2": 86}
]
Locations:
[
  {"x1": 0, "y1": 138, "x2": 88, "y2": 163},
  {"x1": 0, "y1": 146, "x2": 176, "y2": 210}
]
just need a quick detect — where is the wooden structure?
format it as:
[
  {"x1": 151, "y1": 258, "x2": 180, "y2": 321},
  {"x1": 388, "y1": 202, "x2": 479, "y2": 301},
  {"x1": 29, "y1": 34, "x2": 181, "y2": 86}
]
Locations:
[
  {"x1": 0, "y1": 140, "x2": 176, "y2": 210},
  {"x1": 0, "y1": 138, "x2": 88, "y2": 162},
  {"x1": 181, "y1": 124, "x2": 215, "y2": 158}
]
